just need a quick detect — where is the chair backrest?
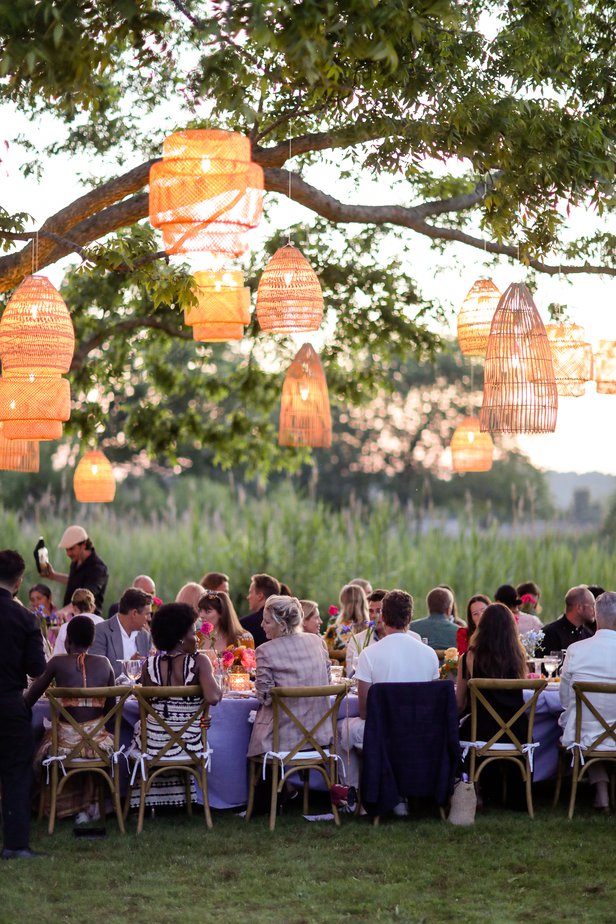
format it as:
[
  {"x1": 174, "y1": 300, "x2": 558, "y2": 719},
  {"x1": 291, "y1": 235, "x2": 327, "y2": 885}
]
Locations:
[
  {"x1": 468, "y1": 678, "x2": 547, "y2": 752},
  {"x1": 134, "y1": 685, "x2": 209, "y2": 761},
  {"x1": 47, "y1": 686, "x2": 129, "y2": 762},
  {"x1": 270, "y1": 683, "x2": 349, "y2": 761},
  {"x1": 572, "y1": 681, "x2": 616, "y2": 754}
]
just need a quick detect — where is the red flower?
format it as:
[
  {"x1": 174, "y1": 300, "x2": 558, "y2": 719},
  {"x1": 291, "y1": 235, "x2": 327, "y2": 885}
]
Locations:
[{"x1": 328, "y1": 605, "x2": 339, "y2": 617}]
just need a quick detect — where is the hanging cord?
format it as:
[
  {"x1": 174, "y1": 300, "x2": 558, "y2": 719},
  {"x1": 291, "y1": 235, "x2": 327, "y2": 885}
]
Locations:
[{"x1": 287, "y1": 133, "x2": 292, "y2": 245}]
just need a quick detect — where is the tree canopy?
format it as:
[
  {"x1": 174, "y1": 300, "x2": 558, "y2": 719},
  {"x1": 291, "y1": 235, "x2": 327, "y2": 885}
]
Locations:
[{"x1": 0, "y1": 0, "x2": 614, "y2": 475}]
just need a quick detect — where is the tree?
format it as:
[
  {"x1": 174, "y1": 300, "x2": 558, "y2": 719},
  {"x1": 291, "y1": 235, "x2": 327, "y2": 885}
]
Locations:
[{"x1": 0, "y1": 1, "x2": 614, "y2": 471}]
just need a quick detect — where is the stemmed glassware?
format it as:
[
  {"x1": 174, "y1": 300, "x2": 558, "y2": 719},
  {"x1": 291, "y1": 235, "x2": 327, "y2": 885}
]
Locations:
[
  {"x1": 542, "y1": 652, "x2": 562, "y2": 681},
  {"x1": 118, "y1": 658, "x2": 145, "y2": 683}
]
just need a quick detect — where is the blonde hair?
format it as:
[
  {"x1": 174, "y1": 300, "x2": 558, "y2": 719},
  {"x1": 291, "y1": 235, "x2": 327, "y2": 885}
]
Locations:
[
  {"x1": 264, "y1": 595, "x2": 303, "y2": 636},
  {"x1": 71, "y1": 587, "x2": 96, "y2": 613},
  {"x1": 175, "y1": 582, "x2": 204, "y2": 612},
  {"x1": 338, "y1": 584, "x2": 369, "y2": 630},
  {"x1": 300, "y1": 600, "x2": 319, "y2": 621}
]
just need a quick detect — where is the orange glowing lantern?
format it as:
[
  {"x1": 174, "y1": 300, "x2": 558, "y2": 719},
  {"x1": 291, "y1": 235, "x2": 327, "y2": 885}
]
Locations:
[
  {"x1": 450, "y1": 417, "x2": 494, "y2": 472},
  {"x1": 149, "y1": 129, "x2": 264, "y2": 257},
  {"x1": 256, "y1": 244, "x2": 324, "y2": 333},
  {"x1": 594, "y1": 341, "x2": 616, "y2": 394},
  {"x1": 0, "y1": 422, "x2": 39, "y2": 472},
  {"x1": 279, "y1": 344, "x2": 332, "y2": 448},
  {"x1": 73, "y1": 449, "x2": 116, "y2": 503},
  {"x1": 0, "y1": 275, "x2": 74, "y2": 439},
  {"x1": 185, "y1": 270, "x2": 251, "y2": 341},
  {"x1": 457, "y1": 279, "x2": 502, "y2": 357},
  {"x1": 545, "y1": 323, "x2": 593, "y2": 397}
]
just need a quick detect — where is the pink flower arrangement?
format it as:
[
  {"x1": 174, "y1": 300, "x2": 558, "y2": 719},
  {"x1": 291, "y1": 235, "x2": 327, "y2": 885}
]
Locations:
[
  {"x1": 221, "y1": 649, "x2": 235, "y2": 668},
  {"x1": 241, "y1": 648, "x2": 256, "y2": 671},
  {"x1": 200, "y1": 621, "x2": 215, "y2": 636}
]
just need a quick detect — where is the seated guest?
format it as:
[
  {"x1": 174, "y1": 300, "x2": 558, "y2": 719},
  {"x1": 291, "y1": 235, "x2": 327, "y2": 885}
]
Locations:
[
  {"x1": 108, "y1": 575, "x2": 156, "y2": 619},
  {"x1": 559, "y1": 591, "x2": 616, "y2": 812},
  {"x1": 588, "y1": 585, "x2": 605, "y2": 599},
  {"x1": 439, "y1": 584, "x2": 465, "y2": 628},
  {"x1": 90, "y1": 587, "x2": 152, "y2": 678},
  {"x1": 241, "y1": 573, "x2": 281, "y2": 648},
  {"x1": 29, "y1": 583, "x2": 58, "y2": 623},
  {"x1": 279, "y1": 582, "x2": 293, "y2": 596},
  {"x1": 131, "y1": 603, "x2": 221, "y2": 808},
  {"x1": 538, "y1": 585, "x2": 596, "y2": 655},
  {"x1": 346, "y1": 589, "x2": 416, "y2": 678},
  {"x1": 325, "y1": 583, "x2": 369, "y2": 664},
  {"x1": 247, "y1": 595, "x2": 332, "y2": 760},
  {"x1": 175, "y1": 582, "x2": 205, "y2": 614},
  {"x1": 341, "y1": 589, "x2": 439, "y2": 790},
  {"x1": 300, "y1": 600, "x2": 322, "y2": 635},
  {"x1": 200, "y1": 571, "x2": 230, "y2": 594},
  {"x1": 494, "y1": 583, "x2": 542, "y2": 635},
  {"x1": 53, "y1": 588, "x2": 104, "y2": 655},
  {"x1": 197, "y1": 590, "x2": 253, "y2": 655},
  {"x1": 456, "y1": 594, "x2": 491, "y2": 655},
  {"x1": 348, "y1": 577, "x2": 373, "y2": 597},
  {"x1": 412, "y1": 587, "x2": 458, "y2": 650},
  {"x1": 25, "y1": 615, "x2": 116, "y2": 823}
]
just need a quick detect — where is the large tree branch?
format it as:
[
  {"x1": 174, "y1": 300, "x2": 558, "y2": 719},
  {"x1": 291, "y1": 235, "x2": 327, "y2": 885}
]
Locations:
[{"x1": 71, "y1": 317, "x2": 192, "y2": 374}]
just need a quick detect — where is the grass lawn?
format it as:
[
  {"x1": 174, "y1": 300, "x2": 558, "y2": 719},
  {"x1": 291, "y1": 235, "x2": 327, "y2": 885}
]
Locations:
[{"x1": 3, "y1": 788, "x2": 616, "y2": 924}]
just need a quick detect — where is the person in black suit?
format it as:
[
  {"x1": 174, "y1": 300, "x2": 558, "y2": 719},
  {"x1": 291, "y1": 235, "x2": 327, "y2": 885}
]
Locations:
[
  {"x1": 0, "y1": 549, "x2": 46, "y2": 859},
  {"x1": 89, "y1": 587, "x2": 152, "y2": 677},
  {"x1": 240, "y1": 573, "x2": 281, "y2": 648}
]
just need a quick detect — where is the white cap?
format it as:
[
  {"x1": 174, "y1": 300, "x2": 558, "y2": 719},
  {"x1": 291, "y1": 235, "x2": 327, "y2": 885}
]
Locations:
[{"x1": 58, "y1": 525, "x2": 89, "y2": 549}]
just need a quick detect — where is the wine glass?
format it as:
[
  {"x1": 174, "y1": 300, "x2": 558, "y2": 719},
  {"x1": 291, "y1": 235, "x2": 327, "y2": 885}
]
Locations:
[
  {"x1": 120, "y1": 658, "x2": 145, "y2": 683},
  {"x1": 543, "y1": 653, "x2": 561, "y2": 681}
]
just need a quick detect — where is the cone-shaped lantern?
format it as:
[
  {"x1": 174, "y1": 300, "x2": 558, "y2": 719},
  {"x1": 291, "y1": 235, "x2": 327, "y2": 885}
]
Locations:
[
  {"x1": 479, "y1": 283, "x2": 558, "y2": 433},
  {"x1": 457, "y1": 278, "x2": 502, "y2": 357},
  {"x1": 149, "y1": 130, "x2": 264, "y2": 257},
  {"x1": 185, "y1": 269, "x2": 251, "y2": 341},
  {"x1": 594, "y1": 341, "x2": 616, "y2": 394},
  {"x1": 279, "y1": 344, "x2": 332, "y2": 448},
  {"x1": 0, "y1": 275, "x2": 74, "y2": 440},
  {"x1": 256, "y1": 244, "x2": 323, "y2": 333},
  {"x1": 545, "y1": 322, "x2": 593, "y2": 397},
  {"x1": 450, "y1": 417, "x2": 494, "y2": 472},
  {"x1": 74, "y1": 449, "x2": 116, "y2": 503},
  {"x1": 0, "y1": 422, "x2": 39, "y2": 472}
]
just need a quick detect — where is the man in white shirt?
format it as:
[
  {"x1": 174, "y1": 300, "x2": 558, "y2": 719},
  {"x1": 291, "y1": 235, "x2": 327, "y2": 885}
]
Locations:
[
  {"x1": 89, "y1": 587, "x2": 152, "y2": 677},
  {"x1": 341, "y1": 589, "x2": 439, "y2": 789}
]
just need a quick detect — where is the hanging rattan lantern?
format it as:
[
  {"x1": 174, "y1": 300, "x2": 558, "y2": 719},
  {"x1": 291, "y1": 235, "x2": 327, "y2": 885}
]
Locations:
[
  {"x1": 479, "y1": 283, "x2": 558, "y2": 433},
  {"x1": 450, "y1": 417, "x2": 494, "y2": 472},
  {"x1": 149, "y1": 129, "x2": 264, "y2": 257},
  {"x1": 256, "y1": 244, "x2": 324, "y2": 333},
  {"x1": 457, "y1": 278, "x2": 502, "y2": 357},
  {"x1": 545, "y1": 322, "x2": 593, "y2": 397},
  {"x1": 279, "y1": 344, "x2": 332, "y2": 448},
  {"x1": 594, "y1": 341, "x2": 616, "y2": 394},
  {"x1": 0, "y1": 422, "x2": 39, "y2": 472},
  {"x1": 185, "y1": 270, "x2": 251, "y2": 341},
  {"x1": 0, "y1": 275, "x2": 74, "y2": 440},
  {"x1": 73, "y1": 449, "x2": 116, "y2": 503}
]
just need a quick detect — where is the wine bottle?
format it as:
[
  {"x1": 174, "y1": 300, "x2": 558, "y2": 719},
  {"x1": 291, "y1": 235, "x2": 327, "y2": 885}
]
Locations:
[{"x1": 33, "y1": 537, "x2": 48, "y2": 574}]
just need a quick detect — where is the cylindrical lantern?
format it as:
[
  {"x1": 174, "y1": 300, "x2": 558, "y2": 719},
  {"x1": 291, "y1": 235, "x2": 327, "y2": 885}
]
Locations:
[
  {"x1": 450, "y1": 417, "x2": 494, "y2": 472},
  {"x1": 74, "y1": 449, "x2": 116, "y2": 503},
  {"x1": 185, "y1": 270, "x2": 251, "y2": 341},
  {"x1": 0, "y1": 275, "x2": 74, "y2": 439},
  {"x1": 256, "y1": 244, "x2": 324, "y2": 333},
  {"x1": 457, "y1": 278, "x2": 502, "y2": 357},
  {"x1": 545, "y1": 323, "x2": 593, "y2": 397},
  {"x1": 0, "y1": 423, "x2": 39, "y2": 472},
  {"x1": 479, "y1": 283, "x2": 558, "y2": 433},
  {"x1": 149, "y1": 130, "x2": 264, "y2": 257},
  {"x1": 279, "y1": 344, "x2": 332, "y2": 448},
  {"x1": 594, "y1": 341, "x2": 616, "y2": 394}
]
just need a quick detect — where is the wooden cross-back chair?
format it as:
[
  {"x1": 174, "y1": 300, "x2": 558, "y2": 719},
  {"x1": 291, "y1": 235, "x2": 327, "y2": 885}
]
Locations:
[
  {"x1": 553, "y1": 681, "x2": 616, "y2": 819},
  {"x1": 461, "y1": 678, "x2": 547, "y2": 818},
  {"x1": 42, "y1": 686, "x2": 130, "y2": 834},
  {"x1": 245, "y1": 683, "x2": 349, "y2": 831},
  {"x1": 125, "y1": 685, "x2": 213, "y2": 834}
]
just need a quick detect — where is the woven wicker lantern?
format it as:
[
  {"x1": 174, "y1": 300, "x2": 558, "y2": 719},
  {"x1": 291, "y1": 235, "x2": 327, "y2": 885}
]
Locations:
[
  {"x1": 149, "y1": 129, "x2": 264, "y2": 257},
  {"x1": 279, "y1": 344, "x2": 332, "y2": 448},
  {"x1": 594, "y1": 341, "x2": 616, "y2": 394},
  {"x1": 73, "y1": 449, "x2": 116, "y2": 503},
  {"x1": 457, "y1": 278, "x2": 502, "y2": 357},
  {"x1": 479, "y1": 283, "x2": 558, "y2": 433},
  {"x1": 545, "y1": 323, "x2": 593, "y2": 397},
  {"x1": 0, "y1": 423, "x2": 39, "y2": 472},
  {"x1": 256, "y1": 244, "x2": 324, "y2": 333},
  {"x1": 0, "y1": 275, "x2": 74, "y2": 440},
  {"x1": 450, "y1": 417, "x2": 494, "y2": 472},
  {"x1": 185, "y1": 270, "x2": 251, "y2": 341}
]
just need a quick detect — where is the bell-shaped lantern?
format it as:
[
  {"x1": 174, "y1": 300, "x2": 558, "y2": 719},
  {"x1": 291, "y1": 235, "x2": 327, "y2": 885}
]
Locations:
[
  {"x1": 256, "y1": 244, "x2": 324, "y2": 333},
  {"x1": 545, "y1": 322, "x2": 593, "y2": 397},
  {"x1": 457, "y1": 278, "x2": 502, "y2": 357},
  {"x1": 73, "y1": 449, "x2": 116, "y2": 503},
  {"x1": 450, "y1": 417, "x2": 494, "y2": 472},
  {"x1": 0, "y1": 422, "x2": 39, "y2": 472},
  {"x1": 185, "y1": 270, "x2": 251, "y2": 341},
  {"x1": 279, "y1": 344, "x2": 332, "y2": 448},
  {"x1": 149, "y1": 129, "x2": 264, "y2": 257},
  {"x1": 0, "y1": 275, "x2": 74, "y2": 439},
  {"x1": 594, "y1": 341, "x2": 616, "y2": 394},
  {"x1": 479, "y1": 283, "x2": 558, "y2": 433}
]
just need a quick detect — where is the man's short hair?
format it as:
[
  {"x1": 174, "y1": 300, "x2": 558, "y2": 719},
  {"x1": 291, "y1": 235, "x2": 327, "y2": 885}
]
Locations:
[
  {"x1": 382, "y1": 589, "x2": 414, "y2": 630},
  {"x1": 564, "y1": 585, "x2": 590, "y2": 611},
  {"x1": 200, "y1": 571, "x2": 229, "y2": 591},
  {"x1": 367, "y1": 589, "x2": 388, "y2": 603},
  {"x1": 426, "y1": 586, "x2": 453, "y2": 615},
  {"x1": 595, "y1": 592, "x2": 616, "y2": 629},
  {"x1": 118, "y1": 587, "x2": 152, "y2": 614},
  {"x1": 251, "y1": 573, "x2": 281, "y2": 600},
  {"x1": 0, "y1": 550, "x2": 25, "y2": 585}
]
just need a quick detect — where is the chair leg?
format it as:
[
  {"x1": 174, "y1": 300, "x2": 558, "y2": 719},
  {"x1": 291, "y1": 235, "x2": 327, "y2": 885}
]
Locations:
[
  {"x1": 245, "y1": 760, "x2": 257, "y2": 823},
  {"x1": 185, "y1": 774, "x2": 193, "y2": 816},
  {"x1": 112, "y1": 778, "x2": 126, "y2": 834},
  {"x1": 48, "y1": 767, "x2": 58, "y2": 835},
  {"x1": 200, "y1": 766, "x2": 213, "y2": 830},
  {"x1": 552, "y1": 751, "x2": 564, "y2": 808},
  {"x1": 302, "y1": 770, "x2": 310, "y2": 815},
  {"x1": 136, "y1": 781, "x2": 146, "y2": 834},
  {"x1": 269, "y1": 761, "x2": 280, "y2": 832},
  {"x1": 525, "y1": 765, "x2": 534, "y2": 819},
  {"x1": 372, "y1": 815, "x2": 380, "y2": 827},
  {"x1": 567, "y1": 759, "x2": 580, "y2": 820}
]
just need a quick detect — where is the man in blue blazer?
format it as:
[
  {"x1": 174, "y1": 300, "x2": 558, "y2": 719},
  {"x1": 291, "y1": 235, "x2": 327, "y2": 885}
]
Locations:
[{"x1": 90, "y1": 587, "x2": 152, "y2": 677}]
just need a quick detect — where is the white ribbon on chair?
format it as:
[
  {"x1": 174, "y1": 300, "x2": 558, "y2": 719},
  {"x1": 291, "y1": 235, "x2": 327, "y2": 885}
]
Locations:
[
  {"x1": 566, "y1": 742, "x2": 587, "y2": 767},
  {"x1": 261, "y1": 749, "x2": 344, "y2": 781},
  {"x1": 42, "y1": 755, "x2": 67, "y2": 784},
  {"x1": 110, "y1": 744, "x2": 129, "y2": 778},
  {"x1": 129, "y1": 752, "x2": 151, "y2": 785},
  {"x1": 195, "y1": 748, "x2": 213, "y2": 772},
  {"x1": 460, "y1": 740, "x2": 540, "y2": 772}
]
